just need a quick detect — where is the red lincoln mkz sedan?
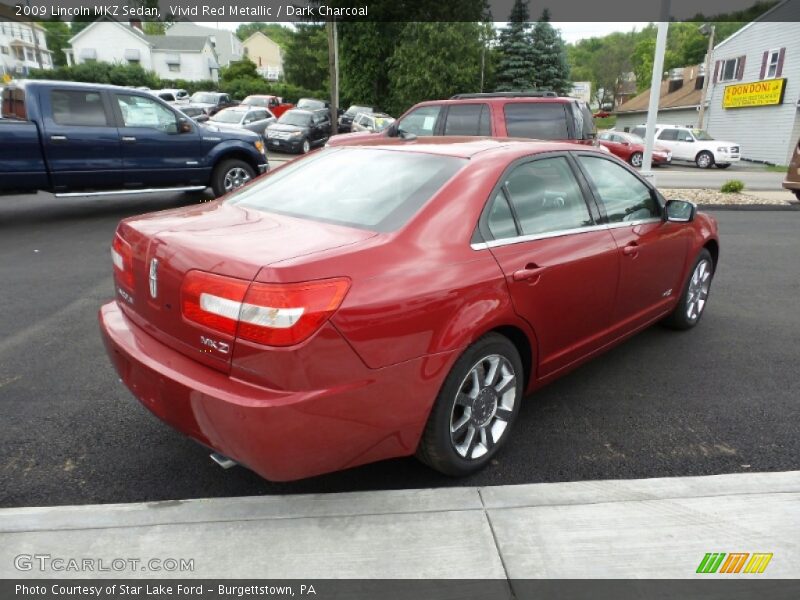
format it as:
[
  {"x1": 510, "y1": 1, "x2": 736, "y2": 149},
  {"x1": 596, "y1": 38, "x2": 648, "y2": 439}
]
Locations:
[{"x1": 100, "y1": 138, "x2": 719, "y2": 481}]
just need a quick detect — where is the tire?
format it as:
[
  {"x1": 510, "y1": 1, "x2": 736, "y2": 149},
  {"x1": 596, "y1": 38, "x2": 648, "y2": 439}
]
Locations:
[
  {"x1": 300, "y1": 138, "x2": 311, "y2": 154},
  {"x1": 416, "y1": 333, "x2": 524, "y2": 476},
  {"x1": 662, "y1": 249, "x2": 714, "y2": 330},
  {"x1": 715, "y1": 163, "x2": 732, "y2": 169},
  {"x1": 795, "y1": 191, "x2": 800, "y2": 202},
  {"x1": 211, "y1": 159, "x2": 256, "y2": 197},
  {"x1": 695, "y1": 151, "x2": 714, "y2": 169},
  {"x1": 629, "y1": 152, "x2": 643, "y2": 168}
]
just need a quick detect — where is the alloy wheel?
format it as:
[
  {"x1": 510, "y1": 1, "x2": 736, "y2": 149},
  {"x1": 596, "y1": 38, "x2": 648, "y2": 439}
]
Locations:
[
  {"x1": 450, "y1": 354, "x2": 517, "y2": 460},
  {"x1": 686, "y1": 259, "x2": 712, "y2": 322},
  {"x1": 630, "y1": 153, "x2": 643, "y2": 167},
  {"x1": 223, "y1": 167, "x2": 251, "y2": 192}
]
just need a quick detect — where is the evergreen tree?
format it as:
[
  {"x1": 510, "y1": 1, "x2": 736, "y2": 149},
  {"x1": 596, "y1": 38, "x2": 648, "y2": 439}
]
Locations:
[
  {"x1": 530, "y1": 9, "x2": 571, "y2": 95},
  {"x1": 494, "y1": 0, "x2": 535, "y2": 92}
]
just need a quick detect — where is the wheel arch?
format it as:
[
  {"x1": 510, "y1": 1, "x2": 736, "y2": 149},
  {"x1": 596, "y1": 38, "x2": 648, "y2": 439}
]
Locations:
[
  {"x1": 704, "y1": 238, "x2": 720, "y2": 268},
  {"x1": 214, "y1": 149, "x2": 262, "y2": 174}
]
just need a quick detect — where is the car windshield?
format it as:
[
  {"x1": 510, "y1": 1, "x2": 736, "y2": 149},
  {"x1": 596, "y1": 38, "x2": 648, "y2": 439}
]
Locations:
[
  {"x1": 346, "y1": 105, "x2": 371, "y2": 115},
  {"x1": 631, "y1": 127, "x2": 646, "y2": 138},
  {"x1": 243, "y1": 96, "x2": 268, "y2": 107},
  {"x1": 226, "y1": 148, "x2": 466, "y2": 231},
  {"x1": 692, "y1": 129, "x2": 714, "y2": 140},
  {"x1": 191, "y1": 93, "x2": 217, "y2": 104},
  {"x1": 278, "y1": 111, "x2": 311, "y2": 126},
  {"x1": 297, "y1": 98, "x2": 324, "y2": 109},
  {"x1": 210, "y1": 110, "x2": 244, "y2": 124}
]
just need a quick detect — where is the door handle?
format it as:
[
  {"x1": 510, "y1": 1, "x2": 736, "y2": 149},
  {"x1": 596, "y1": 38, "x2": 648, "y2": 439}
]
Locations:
[
  {"x1": 513, "y1": 263, "x2": 546, "y2": 282},
  {"x1": 622, "y1": 242, "x2": 639, "y2": 257},
  {"x1": 50, "y1": 135, "x2": 67, "y2": 142},
  {"x1": 121, "y1": 136, "x2": 137, "y2": 143}
]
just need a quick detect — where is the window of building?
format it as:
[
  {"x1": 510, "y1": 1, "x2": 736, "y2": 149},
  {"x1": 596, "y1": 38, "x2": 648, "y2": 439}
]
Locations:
[
  {"x1": 168, "y1": 64, "x2": 180, "y2": 72},
  {"x1": 766, "y1": 49, "x2": 781, "y2": 79},
  {"x1": 720, "y1": 57, "x2": 739, "y2": 82},
  {"x1": 1, "y1": 46, "x2": 8, "y2": 55}
]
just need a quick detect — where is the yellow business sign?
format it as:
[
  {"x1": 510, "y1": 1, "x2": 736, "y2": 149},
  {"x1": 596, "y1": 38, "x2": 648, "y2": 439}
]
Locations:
[{"x1": 723, "y1": 78, "x2": 787, "y2": 109}]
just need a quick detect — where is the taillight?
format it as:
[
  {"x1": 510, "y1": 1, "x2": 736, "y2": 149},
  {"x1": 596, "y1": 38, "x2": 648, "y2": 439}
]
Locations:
[
  {"x1": 111, "y1": 235, "x2": 134, "y2": 290},
  {"x1": 181, "y1": 271, "x2": 350, "y2": 347}
]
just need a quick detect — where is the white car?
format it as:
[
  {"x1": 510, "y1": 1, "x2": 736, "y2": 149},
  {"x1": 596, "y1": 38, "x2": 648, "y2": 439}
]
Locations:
[
  {"x1": 632, "y1": 125, "x2": 740, "y2": 169},
  {"x1": 151, "y1": 88, "x2": 190, "y2": 105}
]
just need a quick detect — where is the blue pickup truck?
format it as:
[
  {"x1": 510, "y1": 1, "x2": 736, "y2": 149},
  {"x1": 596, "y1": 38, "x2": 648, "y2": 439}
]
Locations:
[{"x1": 0, "y1": 81, "x2": 268, "y2": 198}]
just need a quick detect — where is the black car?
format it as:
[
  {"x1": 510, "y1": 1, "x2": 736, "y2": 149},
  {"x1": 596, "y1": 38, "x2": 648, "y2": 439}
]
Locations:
[
  {"x1": 265, "y1": 109, "x2": 332, "y2": 154},
  {"x1": 189, "y1": 92, "x2": 238, "y2": 116},
  {"x1": 338, "y1": 104, "x2": 375, "y2": 133}
]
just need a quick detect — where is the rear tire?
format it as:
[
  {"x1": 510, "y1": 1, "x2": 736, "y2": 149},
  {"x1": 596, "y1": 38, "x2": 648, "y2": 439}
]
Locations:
[
  {"x1": 662, "y1": 249, "x2": 714, "y2": 330},
  {"x1": 794, "y1": 191, "x2": 800, "y2": 202},
  {"x1": 629, "y1": 152, "x2": 643, "y2": 168},
  {"x1": 417, "y1": 333, "x2": 524, "y2": 477},
  {"x1": 715, "y1": 163, "x2": 732, "y2": 169},
  {"x1": 211, "y1": 159, "x2": 256, "y2": 197},
  {"x1": 696, "y1": 151, "x2": 714, "y2": 169}
]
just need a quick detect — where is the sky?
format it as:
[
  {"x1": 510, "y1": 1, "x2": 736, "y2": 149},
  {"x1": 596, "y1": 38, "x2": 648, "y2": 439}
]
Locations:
[{"x1": 213, "y1": 21, "x2": 652, "y2": 44}]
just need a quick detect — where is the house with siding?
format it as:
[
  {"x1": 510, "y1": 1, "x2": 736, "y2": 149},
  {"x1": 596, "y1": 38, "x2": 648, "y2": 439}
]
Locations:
[
  {"x1": 165, "y1": 22, "x2": 243, "y2": 68},
  {"x1": 0, "y1": 4, "x2": 54, "y2": 78},
  {"x1": 705, "y1": 0, "x2": 800, "y2": 165},
  {"x1": 66, "y1": 20, "x2": 220, "y2": 82},
  {"x1": 242, "y1": 32, "x2": 283, "y2": 81}
]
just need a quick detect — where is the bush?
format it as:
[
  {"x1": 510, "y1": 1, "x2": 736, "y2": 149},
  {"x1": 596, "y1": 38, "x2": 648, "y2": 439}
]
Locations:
[
  {"x1": 29, "y1": 63, "x2": 160, "y2": 89},
  {"x1": 720, "y1": 180, "x2": 745, "y2": 194}
]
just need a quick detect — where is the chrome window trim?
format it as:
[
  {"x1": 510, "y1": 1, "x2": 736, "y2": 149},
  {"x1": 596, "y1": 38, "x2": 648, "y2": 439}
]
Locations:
[{"x1": 470, "y1": 218, "x2": 662, "y2": 250}]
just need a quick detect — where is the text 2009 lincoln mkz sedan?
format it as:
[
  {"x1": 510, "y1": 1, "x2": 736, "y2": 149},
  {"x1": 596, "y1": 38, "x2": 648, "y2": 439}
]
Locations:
[{"x1": 100, "y1": 138, "x2": 719, "y2": 481}]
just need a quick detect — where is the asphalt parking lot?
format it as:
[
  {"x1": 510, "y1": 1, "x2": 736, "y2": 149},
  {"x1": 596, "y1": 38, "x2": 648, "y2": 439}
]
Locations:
[{"x1": 1, "y1": 192, "x2": 799, "y2": 508}]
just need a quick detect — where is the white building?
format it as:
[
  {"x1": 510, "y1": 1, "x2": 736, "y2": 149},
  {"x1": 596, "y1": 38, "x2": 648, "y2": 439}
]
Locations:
[
  {"x1": 705, "y1": 0, "x2": 800, "y2": 165},
  {"x1": 0, "y1": 6, "x2": 54, "y2": 78},
  {"x1": 165, "y1": 22, "x2": 244, "y2": 68},
  {"x1": 66, "y1": 20, "x2": 220, "y2": 82}
]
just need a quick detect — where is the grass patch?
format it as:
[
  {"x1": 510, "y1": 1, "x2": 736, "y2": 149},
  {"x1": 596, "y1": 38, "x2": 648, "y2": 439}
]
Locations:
[
  {"x1": 594, "y1": 115, "x2": 617, "y2": 130},
  {"x1": 721, "y1": 180, "x2": 745, "y2": 193},
  {"x1": 762, "y1": 164, "x2": 789, "y2": 172}
]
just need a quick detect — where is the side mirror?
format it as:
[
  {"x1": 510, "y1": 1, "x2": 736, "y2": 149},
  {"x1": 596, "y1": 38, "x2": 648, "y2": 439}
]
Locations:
[
  {"x1": 195, "y1": 114, "x2": 209, "y2": 123},
  {"x1": 177, "y1": 117, "x2": 192, "y2": 133},
  {"x1": 386, "y1": 121, "x2": 399, "y2": 137},
  {"x1": 665, "y1": 199, "x2": 696, "y2": 223}
]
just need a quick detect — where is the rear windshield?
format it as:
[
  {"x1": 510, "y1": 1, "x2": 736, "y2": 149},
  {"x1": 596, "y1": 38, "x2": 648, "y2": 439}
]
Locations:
[
  {"x1": 504, "y1": 103, "x2": 569, "y2": 140},
  {"x1": 227, "y1": 148, "x2": 466, "y2": 232}
]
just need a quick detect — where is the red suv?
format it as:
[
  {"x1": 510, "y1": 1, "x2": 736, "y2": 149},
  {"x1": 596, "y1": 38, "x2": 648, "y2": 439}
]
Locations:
[{"x1": 328, "y1": 92, "x2": 597, "y2": 147}]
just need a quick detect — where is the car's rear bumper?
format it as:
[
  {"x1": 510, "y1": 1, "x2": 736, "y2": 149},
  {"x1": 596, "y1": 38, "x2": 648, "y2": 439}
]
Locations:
[
  {"x1": 782, "y1": 178, "x2": 800, "y2": 192},
  {"x1": 99, "y1": 301, "x2": 447, "y2": 481}
]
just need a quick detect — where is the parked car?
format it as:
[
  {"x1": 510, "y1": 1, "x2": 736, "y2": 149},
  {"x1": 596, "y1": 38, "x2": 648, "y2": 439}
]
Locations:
[
  {"x1": 100, "y1": 137, "x2": 719, "y2": 482},
  {"x1": 265, "y1": 108, "x2": 331, "y2": 154},
  {"x1": 241, "y1": 95, "x2": 294, "y2": 118},
  {"x1": 296, "y1": 97, "x2": 328, "y2": 110},
  {"x1": 351, "y1": 112, "x2": 395, "y2": 134},
  {"x1": 327, "y1": 92, "x2": 597, "y2": 148},
  {"x1": 208, "y1": 106, "x2": 276, "y2": 137},
  {"x1": 152, "y1": 88, "x2": 190, "y2": 105},
  {"x1": 631, "y1": 125, "x2": 740, "y2": 169},
  {"x1": 189, "y1": 91, "x2": 237, "y2": 116},
  {"x1": 0, "y1": 81, "x2": 268, "y2": 198},
  {"x1": 338, "y1": 104, "x2": 375, "y2": 132},
  {"x1": 783, "y1": 136, "x2": 800, "y2": 201},
  {"x1": 598, "y1": 131, "x2": 672, "y2": 167},
  {"x1": 176, "y1": 105, "x2": 208, "y2": 122}
]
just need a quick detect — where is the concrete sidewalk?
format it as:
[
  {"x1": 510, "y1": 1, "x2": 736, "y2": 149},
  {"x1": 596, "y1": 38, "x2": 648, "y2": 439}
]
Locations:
[{"x1": 1, "y1": 471, "x2": 798, "y2": 579}]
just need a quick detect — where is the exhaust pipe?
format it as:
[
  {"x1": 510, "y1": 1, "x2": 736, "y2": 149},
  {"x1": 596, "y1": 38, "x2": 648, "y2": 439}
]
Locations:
[{"x1": 210, "y1": 452, "x2": 237, "y2": 469}]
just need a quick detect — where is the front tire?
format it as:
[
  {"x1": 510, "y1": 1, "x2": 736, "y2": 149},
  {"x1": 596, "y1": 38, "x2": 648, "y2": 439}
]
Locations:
[
  {"x1": 794, "y1": 191, "x2": 800, "y2": 202},
  {"x1": 629, "y1": 152, "x2": 643, "y2": 168},
  {"x1": 696, "y1": 151, "x2": 714, "y2": 169},
  {"x1": 662, "y1": 249, "x2": 714, "y2": 330},
  {"x1": 300, "y1": 138, "x2": 311, "y2": 154},
  {"x1": 715, "y1": 163, "x2": 732, "y2": 169},
  {"x1": 211, "y1": 159, "x2": 256, "y2": 197},
  {"x1": 417, "y1": 333, "x2": 524, "y2": 476}
]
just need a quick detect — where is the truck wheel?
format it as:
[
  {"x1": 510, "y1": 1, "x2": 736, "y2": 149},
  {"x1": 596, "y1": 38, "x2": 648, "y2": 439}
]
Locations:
[
  {"x1": 695, "y1": 151, "x2": 714, "y2": 169},
  {"x1": 211, "y1": 159, "x2": 255, "y2": 197}
]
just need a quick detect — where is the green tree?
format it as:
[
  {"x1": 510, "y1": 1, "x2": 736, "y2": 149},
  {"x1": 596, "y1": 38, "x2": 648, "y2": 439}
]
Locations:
[
  {"x1": 220, "y1": 59, "x2": 261, "y2": 84},
  {"x1": 39, "y1": 20, "x2": 71, "y2": 67},
  {"x1": 495, "y1": 0, "x2": 536, "y2": 91},
  {"x1": 387, "y1": 22, "x2": 485, "y2": 115},
  {"x1": 283, "y1": 24, "x2": 329, "y2": 92},
  {"x1": 235, "y1": 23, "x2": 294, "y2": 49},
  {"x1": 530, "y1": 9, "x2": 571, "y2": 94}
]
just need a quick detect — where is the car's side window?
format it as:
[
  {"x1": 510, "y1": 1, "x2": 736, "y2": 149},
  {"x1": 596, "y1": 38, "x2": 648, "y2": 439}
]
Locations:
[
  {"x1": 443, "y1": 103, "x2": 490, "y2": 136},
  {"x1": 116, "y1": 94, "x2": 178, "y2": 133},
  {"x1": 503, "y1": 103, "x2": 569, "y2": 140},
  {"x1": 599, "y1": 132, "x2": 612, "y2": 141},
  {"x1": 502, "y1": 157, "x2": 593, "y2": 236},
  {"x1": 678, "y1": 130, "x2": 694, "y2": 142},
  {"x1": 578, "y1": 156, "x2": 660, "y2": 223},
  {"x1": 486, "y1": 189, "x2": 519, "y2": 240},
  {"x1": 398, "y1": 105, "x2": 441, "y2": 136},
  {"x1": 657, "y1": 129, "x2": 678, "y2": 141},
  {"x1": 51, "y1": 90, "x2": 109, "y2": 127}
]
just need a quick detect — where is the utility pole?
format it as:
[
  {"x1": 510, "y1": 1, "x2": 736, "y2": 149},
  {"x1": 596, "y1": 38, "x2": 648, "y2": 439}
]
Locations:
[
  {"x1": 697, "y1": 23, "x2": 715, "y2": 129},
  {"x1": 327, "y1": 19, "x2": 338, "y2": 128},
  {"x1": 641, "y1": 0, "x2": 670, "y2": 184}
]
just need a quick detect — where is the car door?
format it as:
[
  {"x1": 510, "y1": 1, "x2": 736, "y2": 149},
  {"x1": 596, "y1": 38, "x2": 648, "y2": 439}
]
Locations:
[
  {"x1": 674, "y1": 129, "x2": 697, "y2": 160},
  {"x1": 480, "y1": 154, "x2": 620, "y2": 376},
  {"x1": 656, "y1": 128, "x2": 682, "y2": 158},
  {"x1": 40, "y1": 88, "x2": 123, "y2": 191},
  {"x1": 112, "y1": 92, "x2": 206, "y2": 188},
  {"x1": 576, "y1": 154, "x2": 691, "y2": 330},
  {"x1": 311, "y1": 111, "x2": 330, "y2": 142}
]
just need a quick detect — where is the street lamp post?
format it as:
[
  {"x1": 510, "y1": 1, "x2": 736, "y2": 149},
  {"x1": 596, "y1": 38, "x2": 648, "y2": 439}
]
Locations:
[
  {"x1": 697, "y1": 23, "x2": 715, "y2": 130},
  {"x1": 641, "y1": 0, "x2": 671, "y2": 184}
]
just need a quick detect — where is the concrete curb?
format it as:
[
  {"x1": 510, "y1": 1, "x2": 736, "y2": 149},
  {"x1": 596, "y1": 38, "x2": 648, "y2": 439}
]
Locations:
[{"x1": 1, "y1": 471, "x2": 798, "y2": 579}]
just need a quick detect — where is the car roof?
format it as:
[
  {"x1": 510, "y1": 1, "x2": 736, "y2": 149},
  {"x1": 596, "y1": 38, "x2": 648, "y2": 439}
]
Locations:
[
  {"x1": 334, "y1": 136, "x2": 605, "y2": 160},
  {"x1": 413, "y1": 96, "x2": 577, "y2": 109},
  {"x1": 13, "y1": 80, "x2": 154, "y2": 93}
]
